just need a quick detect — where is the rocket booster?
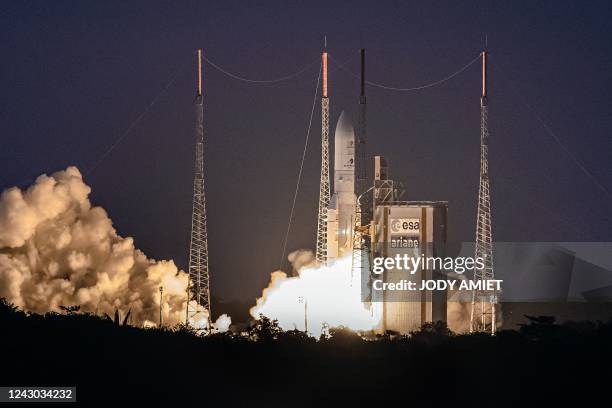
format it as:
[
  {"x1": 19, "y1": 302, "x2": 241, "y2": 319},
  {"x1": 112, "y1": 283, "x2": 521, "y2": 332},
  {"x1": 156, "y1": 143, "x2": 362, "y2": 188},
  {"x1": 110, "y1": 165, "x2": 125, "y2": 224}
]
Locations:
[
  {"x1": 334, "y1": 111, "x2": 355, "y2": 196},
  {"x1": 326, "y1": 111, "x2": 356, "y2": 262}
]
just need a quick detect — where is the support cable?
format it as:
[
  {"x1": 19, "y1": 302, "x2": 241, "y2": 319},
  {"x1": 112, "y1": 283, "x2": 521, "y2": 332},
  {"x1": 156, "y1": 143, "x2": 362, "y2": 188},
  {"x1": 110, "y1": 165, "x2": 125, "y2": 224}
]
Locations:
[
  {"x1": 278, "y1": 62, "x2": 322, "y2": 271},
  {"x1": 86, "y1": 61, "x2": 187, "y2": 177},
  {"x1": 204, "y1": 56, "x2": 319, "y2": 84},
  {"x1": 332, "y1": 53, "x2": 481, "y2": 91},
  {"x1": 495, "y1": 64, "x2": 612, "y2": 202},
  {"x1": 269, "y1": 54, "x2": 358, "y2": 89},
  {"x1": 497, "y1": 179, "x2": 593, "y2": 238}
]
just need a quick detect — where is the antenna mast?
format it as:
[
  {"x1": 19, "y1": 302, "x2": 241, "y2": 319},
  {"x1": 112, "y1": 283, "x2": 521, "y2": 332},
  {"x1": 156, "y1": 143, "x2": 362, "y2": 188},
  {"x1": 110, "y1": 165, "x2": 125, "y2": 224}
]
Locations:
[
  {"x1": 470, "y1": 50, "x2": 497, "y2": 334},
  {"x1": 356, "y1": 49, "x2": 369, "y2": 216},
  {"x1": 187, "y1": 49, "x2": 212, "y2": 330},
  {"x1": 316, "y1": 47, "x2": 331, "y2": 265}
]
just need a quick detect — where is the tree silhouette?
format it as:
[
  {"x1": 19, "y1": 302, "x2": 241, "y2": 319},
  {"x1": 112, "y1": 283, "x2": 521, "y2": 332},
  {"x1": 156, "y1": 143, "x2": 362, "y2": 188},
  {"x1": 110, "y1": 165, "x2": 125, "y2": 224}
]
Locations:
[
  {"x1": 59, "y1": 305, "x2": 81, "y2": 315},
  {"x1": 1, "y1": 297, "x2": 611, "y2": 407},
  {"x1": 104, "y1": 308, "x2": 132, "y2": 327},
  {"x1": 249, "y1": 314, "x2": 283, "y2": 341}
]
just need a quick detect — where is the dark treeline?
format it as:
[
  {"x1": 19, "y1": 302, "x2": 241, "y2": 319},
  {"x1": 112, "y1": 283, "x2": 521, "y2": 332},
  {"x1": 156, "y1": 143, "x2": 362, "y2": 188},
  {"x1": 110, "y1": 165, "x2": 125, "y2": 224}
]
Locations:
[{"x1": 0, "y1": 298, "x2": 609, "y2": 407}]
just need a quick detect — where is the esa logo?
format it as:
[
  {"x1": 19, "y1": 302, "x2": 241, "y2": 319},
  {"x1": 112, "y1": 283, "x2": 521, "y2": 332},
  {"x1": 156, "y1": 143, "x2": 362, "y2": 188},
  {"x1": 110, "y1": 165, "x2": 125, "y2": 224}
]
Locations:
[{"x1": 390, "y1": 218, "x2": 420, "y2": 233}]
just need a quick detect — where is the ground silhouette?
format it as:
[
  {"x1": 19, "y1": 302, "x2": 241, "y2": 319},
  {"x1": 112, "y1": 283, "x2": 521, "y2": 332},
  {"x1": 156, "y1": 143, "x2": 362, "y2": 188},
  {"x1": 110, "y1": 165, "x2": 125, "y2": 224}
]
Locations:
[{"x1": 0, "y1": 298, "x2": 609, "y2": 407}]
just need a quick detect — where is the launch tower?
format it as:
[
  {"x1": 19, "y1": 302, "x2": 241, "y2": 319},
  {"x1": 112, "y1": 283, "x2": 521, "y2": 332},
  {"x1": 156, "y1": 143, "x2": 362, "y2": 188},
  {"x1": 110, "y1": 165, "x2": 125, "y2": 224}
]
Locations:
[
  {"x1": 186, "y1": 49, "x2": 212, "y2": 328},
  {"x1": 356, "y1": 49, "x2": 369, "y2": 214},
  {"x1": 316, "y1": 51, "x2": 331, "y2": 265},
  {"x1": 470, "y1": 50, "x2": 497, "y2": 334}
]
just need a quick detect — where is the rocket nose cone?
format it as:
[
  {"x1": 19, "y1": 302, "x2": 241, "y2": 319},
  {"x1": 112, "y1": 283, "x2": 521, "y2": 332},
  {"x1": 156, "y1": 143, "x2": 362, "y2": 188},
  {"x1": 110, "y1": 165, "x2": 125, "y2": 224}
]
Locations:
[{"x1": 335, "y1": 111, "x2": 354, "y2": 135}]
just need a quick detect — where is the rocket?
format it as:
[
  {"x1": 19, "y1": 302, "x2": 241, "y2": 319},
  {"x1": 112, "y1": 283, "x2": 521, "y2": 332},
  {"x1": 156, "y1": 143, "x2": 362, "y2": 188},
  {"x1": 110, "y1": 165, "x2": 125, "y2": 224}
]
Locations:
[
  {"x1": 323, "y1": 49, "x2": 366, "y2": 264},
  {"x1": 326, "y1": 111, "x2": 356, "y2": 262}
]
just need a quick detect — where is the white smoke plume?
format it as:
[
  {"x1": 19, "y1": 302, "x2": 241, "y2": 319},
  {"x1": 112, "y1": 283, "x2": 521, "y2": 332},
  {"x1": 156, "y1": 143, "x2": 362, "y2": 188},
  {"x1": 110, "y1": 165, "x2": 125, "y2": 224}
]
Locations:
[
  {"x1": 251, "y1": 250, "x2": 379, "y2": 337},
  {"x1": 212, "y1": 313, "x2": 232, "y2": 333},
  {"x1": 287, "y1": 249, "x2": 316, "y2": 275},
  {"x1": 446, "y1": 272, "x2": 503, "y2": 333},
  {"x1": 253, "y1": 252, "x2": 501, "y2": 336},
  {"x1": 0, "y1": 166, "x2": 191, "y2": 326}
]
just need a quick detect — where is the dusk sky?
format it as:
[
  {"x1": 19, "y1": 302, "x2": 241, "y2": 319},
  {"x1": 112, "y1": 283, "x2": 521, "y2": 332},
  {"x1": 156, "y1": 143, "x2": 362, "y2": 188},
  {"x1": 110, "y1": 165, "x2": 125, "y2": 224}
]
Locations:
[{"x1": 2, "y1": 0, "x2": 611, "y2": 302}]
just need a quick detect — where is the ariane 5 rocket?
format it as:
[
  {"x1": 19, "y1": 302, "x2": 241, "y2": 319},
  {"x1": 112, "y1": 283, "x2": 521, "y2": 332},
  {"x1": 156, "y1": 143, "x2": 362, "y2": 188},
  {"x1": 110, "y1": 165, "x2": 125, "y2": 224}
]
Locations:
[{"x1": 326, "y1": 111, "x2": 356, "y2": 262}]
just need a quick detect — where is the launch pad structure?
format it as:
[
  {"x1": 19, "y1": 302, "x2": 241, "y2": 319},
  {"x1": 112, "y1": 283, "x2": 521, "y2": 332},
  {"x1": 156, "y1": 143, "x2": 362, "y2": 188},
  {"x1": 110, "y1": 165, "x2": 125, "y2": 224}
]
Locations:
[
  {"x1": 319, "y1": 48, "x2": 496, "y2": 335},
  {"x1": 470, "y1": 50, "x2": 497, "y2": 334},
  {"x1": 180, "y1": 44, "x2": 496, "y2": 335},
  {"x1": 316, "y1": 51, "x2": 331, "y2": 266}
]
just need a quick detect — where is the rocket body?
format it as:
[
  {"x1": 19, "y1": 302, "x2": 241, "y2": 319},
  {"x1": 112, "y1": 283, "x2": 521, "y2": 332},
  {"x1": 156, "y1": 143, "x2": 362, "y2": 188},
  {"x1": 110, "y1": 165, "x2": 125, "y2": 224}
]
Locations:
[{"x1": 326, "y1": 111, "x2": 356, "y2": 263}]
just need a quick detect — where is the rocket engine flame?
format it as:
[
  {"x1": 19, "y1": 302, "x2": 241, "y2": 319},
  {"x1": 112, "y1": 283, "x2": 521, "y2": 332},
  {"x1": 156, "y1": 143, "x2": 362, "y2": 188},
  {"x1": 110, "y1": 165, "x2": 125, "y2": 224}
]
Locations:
[{"x1": 251, "y1": 250, "x2": 379, "y2": 337}]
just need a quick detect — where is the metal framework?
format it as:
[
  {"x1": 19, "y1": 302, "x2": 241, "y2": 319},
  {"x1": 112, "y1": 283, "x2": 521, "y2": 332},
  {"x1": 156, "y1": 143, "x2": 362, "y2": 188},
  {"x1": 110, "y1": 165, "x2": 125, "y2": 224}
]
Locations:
[
  {"x1": 373, "y1": 178, "x2": 405, "y2": 207},
  {"x1": 351, "y1": 187, "x2": 373, "y2": 285},
  {"x1": 187, "y1": 49, "x2": 212, "y2": 329},
  {"x1": 470, "y1": 51, "x2": 497, "y2": 334},
  {"x1": 316, "y1": 52, "x2": 330, "y2": 265},
  {"x1": 352, "y1": 50, "x2": 369, "y2": 282},
  {"x1": 356, "y1": 49, "x2": 368, "y2": 210},
  {"x1": 349, "y1": 48, "x2": 373, "y2": 284}
]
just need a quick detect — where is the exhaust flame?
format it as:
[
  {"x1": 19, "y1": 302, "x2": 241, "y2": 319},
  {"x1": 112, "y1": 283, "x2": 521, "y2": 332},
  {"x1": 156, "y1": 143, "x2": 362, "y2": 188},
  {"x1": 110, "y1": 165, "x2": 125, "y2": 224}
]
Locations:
[{"x1": 251, "y1": 250, "x2": 379, "y2": 337}]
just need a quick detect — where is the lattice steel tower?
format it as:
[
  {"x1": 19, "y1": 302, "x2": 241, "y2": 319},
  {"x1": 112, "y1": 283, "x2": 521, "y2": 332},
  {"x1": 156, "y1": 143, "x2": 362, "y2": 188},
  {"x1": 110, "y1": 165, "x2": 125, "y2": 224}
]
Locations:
[
  {"x1": 186, "y1": 49, "x2": 212, "y2": 328},
  {"x1": 470, "y1": 50, "x2": 497, "y2": 334},
  {"x1": 315, "y1": 51, "x2": 330, "y2": 265}
]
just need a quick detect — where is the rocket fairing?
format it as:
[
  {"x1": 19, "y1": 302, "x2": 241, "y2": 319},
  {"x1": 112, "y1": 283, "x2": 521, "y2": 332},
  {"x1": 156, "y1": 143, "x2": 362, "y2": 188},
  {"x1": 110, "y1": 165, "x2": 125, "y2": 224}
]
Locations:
[{"x1": 326, "y1": 111, "x2": 356, "y2": 262}]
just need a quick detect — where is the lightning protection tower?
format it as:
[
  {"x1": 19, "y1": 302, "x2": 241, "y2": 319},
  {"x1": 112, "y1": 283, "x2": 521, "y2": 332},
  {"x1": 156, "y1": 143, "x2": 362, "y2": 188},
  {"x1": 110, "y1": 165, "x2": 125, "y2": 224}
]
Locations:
[
  {"x1": 356, "y1": 49, "x2": 369, "y2": 214},
  {"x1": 186, "y1": 49, "x2": 212, "y2": 329},
  {"x1": 470, "y1": 50, "x2": 497, "y2": 334},
  {"x1": 316, "y1": 50, "x2": 330, "y2": 265}
]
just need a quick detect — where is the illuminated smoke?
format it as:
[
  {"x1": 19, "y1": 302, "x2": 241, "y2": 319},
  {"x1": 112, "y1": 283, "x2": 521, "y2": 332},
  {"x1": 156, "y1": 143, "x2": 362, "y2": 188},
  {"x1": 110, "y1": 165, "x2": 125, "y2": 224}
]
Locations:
[
  {"x1": 446, "y1": 300, "x2": 471, "y2": 333},
  {"x1": 0, "y1": 166, "x2": 192, "y2": 326},
  {"x1": 212, "y1": 313, "x2": 232, "y2": 332},
  {"x1": 287, "y1": 249, "x2": 316, "y2": 275},
  {"x1": 446, "y1": 273, "x2": 503, "y2": 333},
  {"x1": 251, "y1": 251, "x2": 379, "y2": 337},
  {"x1": 253, "y1": 253, "x2": 502, "y2": 336}
]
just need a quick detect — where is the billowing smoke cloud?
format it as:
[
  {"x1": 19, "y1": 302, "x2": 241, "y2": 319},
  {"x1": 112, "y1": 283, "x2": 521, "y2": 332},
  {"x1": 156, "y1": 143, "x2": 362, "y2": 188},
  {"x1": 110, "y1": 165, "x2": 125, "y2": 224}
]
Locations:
[
  {"x1": 212, "y1": 313, "x2": 232, "y2": 333},
  {"x1": 446, "y1": 273, "x2": 503, "y2": 333},
  {"x1": 253, "y1": 251, "x2": 501, "y2": 336},
  {"x1": 251, "y1": 251, "x2": 379, "y2": 337},
  {"x1": 287, "y1": 249, "x2": 316, "y2": 275},
  {"x1": 0, "y1": 166, "x2": 209, "y2": 327}
]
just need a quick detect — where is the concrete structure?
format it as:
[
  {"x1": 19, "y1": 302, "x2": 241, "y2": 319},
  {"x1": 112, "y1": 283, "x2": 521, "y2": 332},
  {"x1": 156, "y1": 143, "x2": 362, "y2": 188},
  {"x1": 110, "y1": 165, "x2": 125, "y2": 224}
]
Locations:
[{"x1": 371, "y1": 200, "x2": 448, "y2": 334}]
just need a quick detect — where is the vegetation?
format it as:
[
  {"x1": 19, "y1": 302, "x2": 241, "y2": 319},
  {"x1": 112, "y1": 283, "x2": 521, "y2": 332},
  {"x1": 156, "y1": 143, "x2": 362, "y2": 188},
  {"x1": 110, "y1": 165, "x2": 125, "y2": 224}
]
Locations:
[{"x1": 0, "y1": 298, "x2": 609, "y2": 406}]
